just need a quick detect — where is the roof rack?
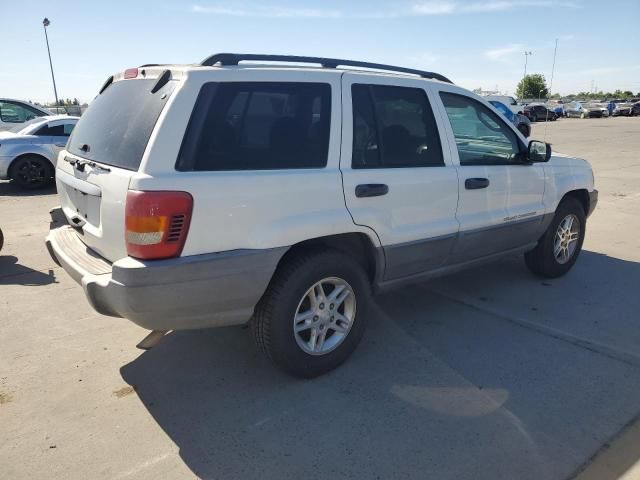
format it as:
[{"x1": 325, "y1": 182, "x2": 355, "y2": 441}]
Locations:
[{"x1": 200, "y1": 53, "x2": 452, "y2": 83}]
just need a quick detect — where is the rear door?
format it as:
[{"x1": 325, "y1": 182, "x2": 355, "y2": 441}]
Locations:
[
  {"x1": 340, "y1": 73, "x2": 459, "y2": 281},
  {"x1": 56, "y1": 74, "x2": 176, "y2": 261}
]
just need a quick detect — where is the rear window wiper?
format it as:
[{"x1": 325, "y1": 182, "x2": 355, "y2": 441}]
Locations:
[{"x1": 63, "y1": 155, "x2": 111, "y2": 173}]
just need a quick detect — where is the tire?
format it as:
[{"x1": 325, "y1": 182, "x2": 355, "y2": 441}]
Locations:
[
  {"x1": 524, "y1": 197, "x2": 586, "y2": 278},
  {"x1": 10, "y1": 155, "x2": 54, "y2": 189},
  {"x1": 0, "y1": 228, "x2": 3, "y2": 252},
  {"x1": 251, "y1": 249, "x2": 370, "y2": 378}
]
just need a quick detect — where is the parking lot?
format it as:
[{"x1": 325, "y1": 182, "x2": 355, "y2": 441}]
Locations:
[{"x1": 1, "y1": 117, "x2": 639, "y2": 479}]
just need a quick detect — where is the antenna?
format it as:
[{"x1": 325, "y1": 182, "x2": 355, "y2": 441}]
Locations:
[{"x1": 543, "y1": 39, "x2": 558, "y2": 142}]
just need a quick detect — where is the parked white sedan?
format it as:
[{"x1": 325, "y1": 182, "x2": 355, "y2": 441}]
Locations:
[{"x1": 0, "y1": 115, "x2": 79, "y2": 189}]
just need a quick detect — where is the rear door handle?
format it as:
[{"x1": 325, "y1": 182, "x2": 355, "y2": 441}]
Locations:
[
  {"x1": 355, "y1": 184, "x2": 389, "y2": 198},
  {"x1": 465, "y1": 178, "x2": 490, "y2": 190}
]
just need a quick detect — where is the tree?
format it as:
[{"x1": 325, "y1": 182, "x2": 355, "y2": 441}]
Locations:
[{"x1": 516, "y1": 74, "x2": 549, "y2": 99}]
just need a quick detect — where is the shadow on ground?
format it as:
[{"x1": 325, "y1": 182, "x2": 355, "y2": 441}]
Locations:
[
  {"x1": 0, "y1": 255, "x2": 56, "y2": 286},
  {"x1": 0, "y1": 180, "x2": 56, "y2": 197},
  {"x1": 121, "y1": 250, "x2": 640, "y2": 480}
]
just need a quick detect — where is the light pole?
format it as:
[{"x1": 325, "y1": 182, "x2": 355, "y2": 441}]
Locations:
[
  {"x1": 42, "y1": 18, "x2": 60, "y2": 108},
  {"x1": 523, "y1": 51, "x2": 532, "y2": 79}
]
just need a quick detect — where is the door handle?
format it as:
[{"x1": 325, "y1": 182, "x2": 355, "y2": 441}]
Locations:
[
  {"x1": 55, "y1": 143, "x2": 66, "y2": 147},
  {"x1": 355, "y1": 184, "x2": 389, "y2": 198},
  {"x1": 465, "y1": 178, "x2": 490, "y2": 190}
]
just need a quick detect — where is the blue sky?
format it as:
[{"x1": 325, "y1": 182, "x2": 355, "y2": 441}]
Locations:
[{"x1": 1, "y1": 0, "x2": 638, "y2": 104}]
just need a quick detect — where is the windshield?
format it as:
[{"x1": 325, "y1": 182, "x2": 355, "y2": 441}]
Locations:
[
  {"x1": 67, "y1": 78, "x2": 176, "y2": 170},
  {"x1": 8, "y1": 117, "x2": 47, "y2": 134}
]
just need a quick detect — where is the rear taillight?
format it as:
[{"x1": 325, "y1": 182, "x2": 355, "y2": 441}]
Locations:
[{"x1": 125, "y1": 191, "x2": 193, "y2": 260}]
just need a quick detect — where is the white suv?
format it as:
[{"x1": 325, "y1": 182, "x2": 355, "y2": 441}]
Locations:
[{"x1": 46, "y1": 54, "x2": 597, "y2": 377}]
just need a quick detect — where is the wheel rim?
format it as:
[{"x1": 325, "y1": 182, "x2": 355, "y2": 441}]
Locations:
[
  {"x1": 554, "y1": 214, "x2": 580, "y2": 264},
  {"x1": 293, "y1": 277, "x2": 356, "y2": 356},
  {"x1": 16, "y1": 159, "x2": 47, "y2": 186}
]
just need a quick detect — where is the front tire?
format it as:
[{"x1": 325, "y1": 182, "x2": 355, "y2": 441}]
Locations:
[
  {"x1": 10, "y1": 155, "x2": 54, "y2": 189},
  {"x1": 524, "y1": 197, "x2": 586, "y2": 278},
  {"x1": 251, "y1": 249, "x2": 370, "y2": 378}
]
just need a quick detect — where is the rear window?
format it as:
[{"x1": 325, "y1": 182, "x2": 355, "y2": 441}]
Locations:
[
  {"x1": 176, "y1": 82, "x2": 331, "y2": 171},
  {"x1": 67, "y1": 78, "x2": 175, "y2": 170}
]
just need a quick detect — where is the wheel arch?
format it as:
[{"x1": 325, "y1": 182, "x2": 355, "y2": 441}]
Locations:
[
  {"x1": 561, "y1": 189, "x2": 590, "y2": 215},
  {"x1": 276, "y1": 232, "x2": 383, "y2": 285}
]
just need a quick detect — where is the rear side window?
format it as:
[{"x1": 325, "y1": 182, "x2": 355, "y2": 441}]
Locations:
[
  {"x1": 351, "y1": 84, "x2": 443, "y2": 169},
  {"x1": 67, "y1": 78, "x2": 175, "y2": 170},
  {"x1": 35, "y1": 124, "x2": 75, "y2": 137},
  {"x1": 177, "y1": 82, "x2": 331, "y2": 171}
]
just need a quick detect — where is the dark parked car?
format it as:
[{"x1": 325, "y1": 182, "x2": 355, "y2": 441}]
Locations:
[
  {"x1": 524, "y1": 104, "x2": 557, "y2": 122},
  {"x1": 632, "y1": 101, "x2": 640, "y2": 116}
]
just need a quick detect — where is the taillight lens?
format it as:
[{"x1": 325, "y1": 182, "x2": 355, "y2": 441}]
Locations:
[
  {"x1": 123, "y1": 68, "x2": 138, "y2": 79},
  {"x1": 125, "y1": 191, "x2": 193, "y2": 260}
]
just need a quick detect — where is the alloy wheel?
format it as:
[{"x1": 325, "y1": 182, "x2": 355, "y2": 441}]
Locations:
[
  {"x1": 16, "y1": 159, "x2": 47, "y2": 187},
  {"x1": 554, "y1": 214, "x2": 580, "y2": 264},
  {"x1": 293, "y1": 277, "x2": 356, "y2": 356}
]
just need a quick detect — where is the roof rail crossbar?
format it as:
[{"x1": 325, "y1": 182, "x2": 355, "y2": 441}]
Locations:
[{"x1": 200, "y1": 53, "x2": 452, "y2": 83}]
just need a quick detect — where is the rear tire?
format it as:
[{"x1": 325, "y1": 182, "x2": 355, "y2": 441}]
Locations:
[
  {"x1": 251, "y1": 249, "x2": 370, "y2": 378},
  {"x1": 524, "y1": 197, "x2": 586, "y2": 278},
  {"x1": 10, "y1": 155, "x2": 54, "y2": 189}
]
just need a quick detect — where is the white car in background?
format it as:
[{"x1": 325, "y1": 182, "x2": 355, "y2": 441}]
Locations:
[
  {"x1": 483, "y1": 94, "x2": 524, "y2": 114},
  {"x1": 0, "y1": 99, "x2": 52, "y2": 131},
  {"x1": 0, "y1": 115, "x2": 79, "y2": 189}
]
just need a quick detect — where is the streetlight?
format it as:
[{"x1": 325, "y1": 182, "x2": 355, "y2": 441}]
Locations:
[
  {"x1": 523, "y1": 51, "x2": 533, "y2": 79},
  {"x1": 42, "y1": 18, "x2": 60, "y2": 108}
]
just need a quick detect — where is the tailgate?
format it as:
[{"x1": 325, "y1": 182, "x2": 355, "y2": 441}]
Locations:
[
  {"x1": 55, "y1": 73, "x2": 177, "y2": 262},
  {"x1": 56, "y1": 158, "x2": 134, "y2": 262}
]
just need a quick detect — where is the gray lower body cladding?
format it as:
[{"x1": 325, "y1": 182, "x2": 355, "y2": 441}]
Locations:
[
  {"x1": 380, "y1": 213, "x2": 553, "y2": 283},
  {"x1": 46, "y1": 215, "x2": 287, "y2": 331}
]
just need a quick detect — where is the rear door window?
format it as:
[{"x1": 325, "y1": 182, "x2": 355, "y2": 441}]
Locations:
[
  {"x1": 177, "y1": 82, "x2": 331, "y2": 171},
  {"x1": 67, "y1": 78, "x2": 175, "y2": 170},
  {"x1": 351, "y1": 84, "x2": 444, "y2": 169}
]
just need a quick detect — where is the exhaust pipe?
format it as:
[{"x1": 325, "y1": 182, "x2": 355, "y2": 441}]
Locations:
[{"x1": 136, "y1": 330, "x2": 169, "y2": 350}]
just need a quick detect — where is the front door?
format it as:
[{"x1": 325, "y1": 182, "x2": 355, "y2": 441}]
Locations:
[
  {"x1": 340, "y1": 73, "x2": 460, "y2": 281},
  {"x1": 435, "y1": 89, "x2": 545, "y2": 262}
]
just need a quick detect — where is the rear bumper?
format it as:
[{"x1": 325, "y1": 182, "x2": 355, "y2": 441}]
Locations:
[
  {"x1": 46, "y1": 208, "x2": 287, "y2": 330},
  {"x1": 588, "y1": 189, "x2": 598, "y2": 217}
]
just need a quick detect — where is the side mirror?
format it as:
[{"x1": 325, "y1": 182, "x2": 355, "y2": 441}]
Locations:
[{"x1": 528, "y1": 140, "x2": 551, "y2": 162}]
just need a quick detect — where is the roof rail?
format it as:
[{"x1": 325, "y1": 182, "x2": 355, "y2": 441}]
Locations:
[{"x1": 200, "y1": 53, "x2": 452, "y2": 83}]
